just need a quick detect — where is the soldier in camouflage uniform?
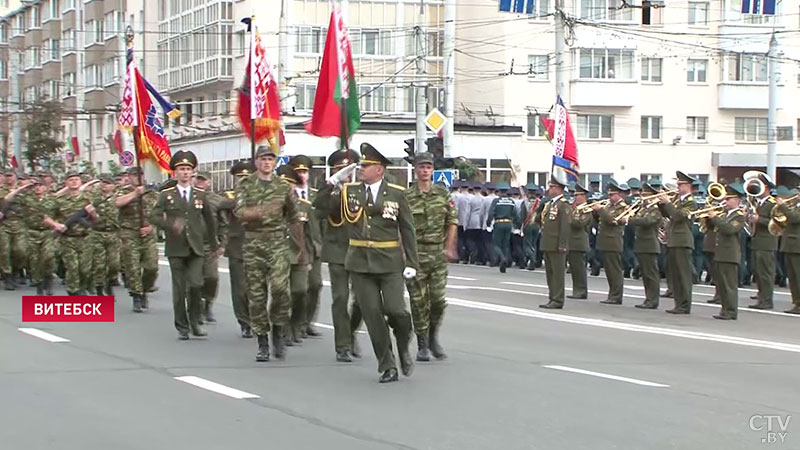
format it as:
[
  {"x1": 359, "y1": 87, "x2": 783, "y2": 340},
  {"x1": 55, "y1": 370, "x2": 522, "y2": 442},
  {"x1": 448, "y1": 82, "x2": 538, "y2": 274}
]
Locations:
[
  {"x1": 89, "y1": 175, "x2": 121, "y2": 296},
  {"x1": 221, "y1": 161, "x2": 254, "y2": 338},
  {"x1": 52, "y1": 171, "x2": 98, "y2": 295},
  {"x1": 194, "y1": 171, "x2": 228, "y2": 323},
  {"x1": 403, "y1": 152, "x2": 458, "y2": 362},
  {"x1": 115, "y1": 167, "x2": 159, "y2": 312},
  {"x1": 20, "y1": 178, "x2": 57, "y2": 295},
  {"x1": 1, "y1": 170, "x2": 29, "y2": 288},
  {"x1": 234, "y1": 145, "x2": 303, "y2": 362}
]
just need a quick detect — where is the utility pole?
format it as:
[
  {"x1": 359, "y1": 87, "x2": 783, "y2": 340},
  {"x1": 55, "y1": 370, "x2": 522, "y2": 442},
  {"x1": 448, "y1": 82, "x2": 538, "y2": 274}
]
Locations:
[
  {"x1": 415, "y1": 0, "x2": 427, "y2": 154},
  {"x1": 10, "y1": 48, "x2": 21, "y2": 167},
  {"x1": 766, "y1": 32, "x2": 778, "y2": 181},
  {"x1": 554, "y1": 0, "x2": 567, "y2": 105},
  {"x1": 443, "y1": 0, "x2": 455, "y2": 157}
]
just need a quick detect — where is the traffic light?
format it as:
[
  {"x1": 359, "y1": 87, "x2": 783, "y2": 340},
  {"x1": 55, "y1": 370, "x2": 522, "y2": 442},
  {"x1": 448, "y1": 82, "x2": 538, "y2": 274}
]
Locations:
[
  {"x1": 426, "y1": 136, "x2": 444, "y2": 160},
  {"x1": 403, "y1": 138, "x2": 415, "y2": 164}
]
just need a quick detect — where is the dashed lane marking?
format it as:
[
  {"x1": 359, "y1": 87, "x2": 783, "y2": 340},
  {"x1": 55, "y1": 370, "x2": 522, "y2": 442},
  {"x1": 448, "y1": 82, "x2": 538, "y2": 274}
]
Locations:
[
  {"x1": 18, "y1": 328, "x2": 70, "y2": 343},
  {"x1": 174, "y1": 376, "x2": 260, "y2": 399},
  {"x1": 543, "y1": 365, "x2": 670, "y2": 388}
]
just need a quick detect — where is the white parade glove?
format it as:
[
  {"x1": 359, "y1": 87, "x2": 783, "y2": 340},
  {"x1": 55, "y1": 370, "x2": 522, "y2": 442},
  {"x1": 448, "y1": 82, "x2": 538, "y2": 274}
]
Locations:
[
  {"x1": 326, "y1": 163, "x2": 358, "y2": 187},
  {"x1": 403, "y1": 267, "x2": 417, "y2": 279}
]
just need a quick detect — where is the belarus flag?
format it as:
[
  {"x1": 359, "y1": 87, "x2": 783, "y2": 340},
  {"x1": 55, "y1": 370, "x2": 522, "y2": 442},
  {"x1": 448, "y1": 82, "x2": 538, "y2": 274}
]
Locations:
[{"x1": 305, "y1": 2, "x2": 361, "y2": 146}]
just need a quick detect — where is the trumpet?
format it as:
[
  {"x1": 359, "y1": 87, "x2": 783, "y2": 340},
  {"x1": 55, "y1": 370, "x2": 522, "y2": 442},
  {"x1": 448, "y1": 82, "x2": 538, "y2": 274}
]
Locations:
[
  {"x1": 614, "y1": 198, "x2": 642, "y2": 222},
  {"x1": 576, "y1": 199, "x2": 608, "y2": 214},
  {"x1": 688, "y1": 205, "x2": 724, "y2": 220}
]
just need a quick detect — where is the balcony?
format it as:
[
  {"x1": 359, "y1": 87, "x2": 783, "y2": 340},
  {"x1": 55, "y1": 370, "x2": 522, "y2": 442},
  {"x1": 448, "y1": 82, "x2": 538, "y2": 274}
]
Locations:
[
  {"x1": 717, "y1": 83, "x2": 778, "y2": 110},
  {"x1": 569, "y1": 80, "x2": 637, "y2": 107}
]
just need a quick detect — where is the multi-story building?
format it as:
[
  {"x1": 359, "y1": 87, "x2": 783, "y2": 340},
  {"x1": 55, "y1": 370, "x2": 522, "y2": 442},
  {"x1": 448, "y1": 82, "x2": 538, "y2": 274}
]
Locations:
[{"x1": 0, "y1": 0, "x2": 21, "y2": 17}]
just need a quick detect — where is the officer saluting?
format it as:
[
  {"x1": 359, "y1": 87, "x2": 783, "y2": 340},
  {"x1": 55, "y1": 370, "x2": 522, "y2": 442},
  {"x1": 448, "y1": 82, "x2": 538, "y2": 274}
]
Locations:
[{"x1": 319, "y1": 143, "x2": 418, "y2": 383}]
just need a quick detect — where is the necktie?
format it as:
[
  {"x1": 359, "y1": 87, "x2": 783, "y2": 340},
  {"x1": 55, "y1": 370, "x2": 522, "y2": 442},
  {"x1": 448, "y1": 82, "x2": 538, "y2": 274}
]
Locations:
[
  {"x1": 302, "y1": 190, "x2": 307, "y2": 200},
  {"x1": 366, "y1": 187, "x2": 373, "y2": 206},
  {"x1": 183, "y1": 189, "x2": 188, "y2": 202}
]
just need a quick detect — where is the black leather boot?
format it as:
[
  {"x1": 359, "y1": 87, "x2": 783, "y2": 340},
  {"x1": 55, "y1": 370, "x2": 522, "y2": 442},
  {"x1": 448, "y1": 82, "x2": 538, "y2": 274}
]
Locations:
[
  {"x1": 416, "y1": 334, "x2": 431, "y2": 362},
  {"x1": 36, "y1": 282, "x2": 44, "y2": 295},
  {"x1": 205, "y1": 301, "x2": 216, "y2": 323},
  {"x1": 429, "y1": 323, "x2": 447, "y2": 360},
  {"x1": 104, "y1": 282, "x2": 113, "y2": 297},
  {"x1": 4, "y1": 274, "x2": 15, "y2": 291},
  {"x1": 43, "y1": 277, "x2": 53, "y2": 296},
  {"x1": 256, "y1": 334, "x2": 270, "y2": 362},
  {"x1": 271, "y1": 326, "x2": 286, "y2": 360},
  {"x1": 140, "y1": 294, "x2": 149, "y2": 310}
]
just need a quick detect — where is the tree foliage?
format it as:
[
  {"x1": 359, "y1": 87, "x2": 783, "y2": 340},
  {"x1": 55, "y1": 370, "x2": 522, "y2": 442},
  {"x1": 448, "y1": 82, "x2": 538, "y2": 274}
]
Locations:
[
  {"x1": 107, "y1": 160, "x2": 124, "y2": 176},
  {"x1": 23, "y1": 98, "x2": 64, "y2": 171},
  {"x1": 79, "y1": 159, "x2": 97, "y2": 177}
]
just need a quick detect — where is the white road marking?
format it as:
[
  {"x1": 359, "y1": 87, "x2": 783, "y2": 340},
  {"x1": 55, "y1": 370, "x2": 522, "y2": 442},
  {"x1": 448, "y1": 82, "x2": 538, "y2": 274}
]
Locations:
[
  {"x1": 448, "y1": 275, "x2": 477, "y2": 281},
  {"x1": 175, "y1": 376, "x2": 260, "y2": 399},
  {"x1": 18, "y1": 328, "x2": 70, "y2": 343},
  {"x1": 543, "y1": 365, "x2": 670, "y2": 388},
  {"x1": 446, "y1": 297, "x2": 800, "y2": 354}
]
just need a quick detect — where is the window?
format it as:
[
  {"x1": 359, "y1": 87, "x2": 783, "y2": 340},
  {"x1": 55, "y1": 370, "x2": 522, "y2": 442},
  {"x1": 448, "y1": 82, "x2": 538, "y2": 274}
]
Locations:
[
  {"x1": 27, "y1": 47, "x2": 41, "y2": 68},
  {"x1": 359, "y1": 85, "x2": 393, "y2": 112},
  {"x1": 641, "y1": 0, "x2": 664, "y2": 25},
  {"x1": 641, "y1": 116, "x2": 662, "y2": 141},
  {"x1": 354, "y1": 29, "x2": 392, "y2": 56},
  {"x1": 63, "y1": 0, "x2": 76, "y2": 11},
  {"x1": 31, "y1": 5, "x2": 42, "y2": 28},
  {"x1": 25, "y1": 86, "x2": 38, "y2": 103},
  {"x1": 295, "y1": 84, "x2": 316, "y2": 111},
  {"x1": 49, "y1": 0, "x2": 61, "y2": 20},
  {"x1": 527, "y1": 113, "x2": 548, "y2": 138},
  {"x1": 0, "y1": 61, "x2": 7, "y2": 79},
  {"x1": 728, "y1": 54, "x2": 768, "y2": 83},
  {"x1": 14, "y1": 15, "x2": 23, "y2": 36},
  {"x1": 0, "y1": 24, "x2": 7, "y2": 43},
  {"x1": 688, "y1": 2, "x2": 709, "y2": 25},
  {"x1": 640, "y1": 173, "x2": 661, "y2": 183},
  {"x1": 103, "y1": 58, "x2": 119, "y2": 85},
  {"x1": 580, "y1": 0, "x2": 632, "y2": 21},
  {"x1": 46, "y1": 79, "x2": 60, "y2": 100},
  {"x1": 62, "y1": 29, "x2": 75, "y2": 52},
  {"x1": 84, "y1": 65, "x2": 102, "y2": 90},
  {"x1": 735, "y1": 117, "x2": 768, "y2": 142},
  {"x1": 686, "y1": 116, "x2": 708, "y2": 142},
  {"x1": 43, "y1": 39, "x2": 60, "y2": 62},
  {"x1": 577, "y1": 114, "x2": 613, "y2": 140},
  {"x1": 687, "y1": 59, "x2": 707, "y2": 83},
  {"x1": 579, "y1": 49, "x2": 634, "y2": 80},
  {"x1": 527, "y1": 55, "x2": 549, "y2": 80},
  {"x1": 104, "y1": 12, "x2": 121, "y2": 40},
  {"x1": 86, "y1": 20, "x2": 103, "y2": 45},
  {"x1": 641, "y1": 57, "x2": 662, "y2": 82},
  {"x1": 63, "y1": 72, "x2": 76, "y2": 97},
  {"x1": 529, "y1": 0, "x2": 550, "y2": 17},
  {"x1": 196, "y1": 97, "x2": 204, "y2": 118},
  {"x1": 235, "y1": 30, "x2": 245, "y2": 56}
]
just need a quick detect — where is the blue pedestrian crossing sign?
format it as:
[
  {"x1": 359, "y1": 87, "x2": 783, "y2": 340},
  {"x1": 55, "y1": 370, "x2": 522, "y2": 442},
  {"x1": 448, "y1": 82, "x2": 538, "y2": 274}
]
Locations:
[
  {"x1": 275, "y1": 155, "x2": 290, "y2": 167},
  {"x1": 433, "y1": 170, "x2": 455, "y2": 188}
]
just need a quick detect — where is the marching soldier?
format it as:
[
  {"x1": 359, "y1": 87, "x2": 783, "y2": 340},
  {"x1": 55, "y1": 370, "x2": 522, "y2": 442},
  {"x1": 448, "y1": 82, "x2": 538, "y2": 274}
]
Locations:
[
  {"x1": 748, "y1": 174, "x2": 777, "y2": 310},
  {"x1": 21, "y1": 178, "x2": 56, "y2": 295},
  {"x1": 90, "y1": 175, "x2": 121, "y2": 296},
  {"x1": 703, "y1": 182, "x2": 721, "y2": 305},
  {"x1": 115, "y1": 167, "x2": 159, "y2": 312},
  {"x1": 51, "y1": 171, "x2": 97, "y2": 295},
  {"x1": 222, "y1": 161, "x2": 254, "y2": 338},
  {"x1": 318, "y1": 143, "x2": 418, "y2": 383},
  {"x1": 313, "y1": 149, "x2": 364, "y2": 362},
  {"x1": 774, "y1": 190, "x2": 800, "y2": 314},
  {"x1": 623, "y1": 179, "x2": 641, "y2": 279},
  {"x1": 404, "y1": 152, "x2": 458, "y2": 362},
  {"x1": 567, "y1": 183, "x2": 591, "y2": 300},
  {"x1": 193, "y1": 171, "x2": 228, "y2": 323},
  {"x1": 594, "y1": 179, "x2": 628, "y2": 305},
  {"x1": 487, "y1": 182, "x2": 518, "y2": 273},
  {"x1": 289, "y1": 155, "x2": 323, "y2": 338},
  {"x1": 150, "y1": 151, "x2": 219, "y2": 340},
  {"x1": 538, "y1": 175, "x2": 571, "y2": 309},
  {"x1": 658, "y1": 171, "x2": 698, "y2": 314},
  {"x1": 1, "y1": 170, "x2": 29, "y2": 288},
  {"x1": 234, "y1": 145, "x2": 303, "y2": 361},
  {"x1": 629, "y1": 183, "x2": 663, "y2": 309},
  {"x1": 706, "y1": 184, "x2": 746, "y2": 320}
]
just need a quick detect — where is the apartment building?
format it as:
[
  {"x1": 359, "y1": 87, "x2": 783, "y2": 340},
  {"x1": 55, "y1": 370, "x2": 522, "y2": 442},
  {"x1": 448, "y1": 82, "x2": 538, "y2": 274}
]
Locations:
[{"x1": 0, "y1": 0, "x2": 21, "y2": 17}]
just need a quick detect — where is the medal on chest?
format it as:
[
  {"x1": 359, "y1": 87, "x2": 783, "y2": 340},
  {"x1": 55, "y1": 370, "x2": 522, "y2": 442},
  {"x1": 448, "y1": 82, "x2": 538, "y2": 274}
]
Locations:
[
  {"x1": 347, "y1": 192, "x2": 361, "y2": 215},
  {"x1": 382, "y1": 201, "x2": 399, "y2": 221}
]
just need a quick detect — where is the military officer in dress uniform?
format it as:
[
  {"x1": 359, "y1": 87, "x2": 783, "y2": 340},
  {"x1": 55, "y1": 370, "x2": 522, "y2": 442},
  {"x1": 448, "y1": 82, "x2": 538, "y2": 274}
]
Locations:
[
  {"x1": 313, "y1": 149, "x2": 364, "y2": 362},
  {"x1": 222, "y1": 161, "x2": 254, "y2": 338},
  {"x1": 658, "y1": 171, "x2": 698, "y2": 314},
  {"x1": 628, "y1": 183, "x2": 664, "y2": 309},
  {"x1": 538, "y1": 174, "x2": 571, "y2": 309},
  {"x1": 567, "y1": 183, "x2": 591, "y2": 300},
  {"x1": 774, "y1": 190, "x2": 800, "y2": 314},
  {"x1": 748, "y1": 174, "x2": 778, "y2": 310},
  {"x1": 318, "y1": 143, "x2": 418, "y2": 383},
  {"x1": 487, "y1": 182, "x2": 518, "y2": 273},
  {"x1": 520, "y1": 183, "x2": 542, "y2": 271},
  {"x1": 193, "y1": 171, "x2": 228, "y2": 324},
  {"x1": 594, "y1": 179, "x2": 628, "y2": 305},
  {"x1": 706, "y1": 184, "x2": 746, "y2": 320},
  {"x1": 151, "y1": 151, "x2": 219, "y2": 340}
]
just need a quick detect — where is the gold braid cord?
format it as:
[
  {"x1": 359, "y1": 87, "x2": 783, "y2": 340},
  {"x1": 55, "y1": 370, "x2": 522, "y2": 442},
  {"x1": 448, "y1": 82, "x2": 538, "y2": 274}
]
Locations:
[{"x1": 341, "y1": 184, "x2": 363, "y2": 224}]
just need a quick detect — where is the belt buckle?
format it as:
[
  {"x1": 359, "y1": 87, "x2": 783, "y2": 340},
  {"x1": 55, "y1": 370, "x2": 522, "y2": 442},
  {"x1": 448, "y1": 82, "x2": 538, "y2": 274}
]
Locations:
[{"x1": 367, "y1": 241, "x2": 374, "y2": 248}]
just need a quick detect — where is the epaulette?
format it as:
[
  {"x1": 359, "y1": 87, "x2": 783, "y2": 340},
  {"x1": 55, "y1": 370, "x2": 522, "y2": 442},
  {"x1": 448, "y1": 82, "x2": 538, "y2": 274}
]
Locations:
[
  {"x1": 162, "y1": 186, "x2": 176, "y2": 192},
  {"x1": 194, "y1": 187, "x2": 206, "y2": 192},
  {"x1": 224, "y1": 190, "x2": 235, "y2": 199},
  {"x1": 767, "y1": 197, "x2": 776, "y2": 203},
  {"x1": 558, "y1": 196, "x2": 569, "y2": 202},
  {"x1": 387, "y1": 183, "x2": 405, "y2": 191},
  {"x1": 735, "y1": 209, "x2": 745, "y2": 216},
  {"x1": 310, "y1": 187, "x2": 318, "y2": 193},
  {"x1": 344, "y1": 182, "x2": 360, "y2": 186},
  {"x1": 298, "y1": 198, "x2": 312, "y2": 205}
]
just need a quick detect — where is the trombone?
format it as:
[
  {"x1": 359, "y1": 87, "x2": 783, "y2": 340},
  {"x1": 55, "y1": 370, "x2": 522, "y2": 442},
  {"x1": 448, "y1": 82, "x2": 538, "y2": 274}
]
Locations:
[
  {"x1": 576, "y1": 199, "x2": 608, "y2": 214},
  {"x1": 688, "y1": 204, "x2": 724, "y2": 220}
]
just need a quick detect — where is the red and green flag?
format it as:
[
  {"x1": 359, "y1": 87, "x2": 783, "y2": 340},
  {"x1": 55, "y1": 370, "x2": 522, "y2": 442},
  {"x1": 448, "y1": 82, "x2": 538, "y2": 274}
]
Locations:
[{"x1": 305, "y1": 2, "x2": 360, "y2": 147}]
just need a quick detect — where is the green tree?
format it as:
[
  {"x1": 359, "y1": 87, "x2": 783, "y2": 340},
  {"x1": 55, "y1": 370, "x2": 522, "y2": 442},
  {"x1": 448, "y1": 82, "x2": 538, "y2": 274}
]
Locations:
[
  {"x1": 454, "y1": 158, "x2": 479, "y2": 181},
  {"x1": 49, "y1": 158, "x2": 66, "y2": 179},
  {"x1": 106, "y1": 160, "x2": 124, "y2": 176},
  {"x1": 79, "y1": 159, "x2": 97, "y2": 177},
  {"x1": 23, "y1": 98, "x2": 64, "y2": 171}
]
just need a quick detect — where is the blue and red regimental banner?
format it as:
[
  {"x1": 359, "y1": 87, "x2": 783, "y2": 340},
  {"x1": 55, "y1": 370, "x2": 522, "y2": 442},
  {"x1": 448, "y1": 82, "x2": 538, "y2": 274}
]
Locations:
[{"x1": 22, "y1": 296, "x2": 115, "y2": 322}]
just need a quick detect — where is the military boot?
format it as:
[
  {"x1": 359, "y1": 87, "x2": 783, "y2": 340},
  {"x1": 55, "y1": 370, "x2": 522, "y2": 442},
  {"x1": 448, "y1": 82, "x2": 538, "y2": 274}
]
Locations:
[
  {"x1": 132, "y1": 295, "x2": 143, "y2": 313},
  {"x1": 43, "y1": 277, "x2": 54, "y2": 296},
  {"x1": 416, "y1": 334, "x2": 431, "y2": 362},
  {"x1": 204, "y1": 301, "x2": 216, "y2": 323},
  {"x1": 255, "y1": 334, "x2": 270, "y2": 362},
  {"x1": 36, "y1": 282, "x2": 44, "y2": 296},
  {"x1": 4, "y1": 274, "x2": 15, "y2": 291},
  {"x1": 140, "y1": 294, "x2": 149, "y2": 310},
  {"x1": 104, "y1": 282, "x2": 113, "y2": 297},
  {"x1": 271, "y1": 326, "x2": 286, "y2": 360},
  {"x1": 95, "y1": 286, "x2": 105, "y2": 296},
  {"x1": 429, "y1": 323, "x2": 448, "y2": 360}
]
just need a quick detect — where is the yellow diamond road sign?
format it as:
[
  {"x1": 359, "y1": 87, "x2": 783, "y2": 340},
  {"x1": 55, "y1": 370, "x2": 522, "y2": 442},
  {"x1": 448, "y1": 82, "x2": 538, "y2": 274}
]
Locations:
[{"x1": 425, "y1": 108, "x2": 446, "y2": 133}]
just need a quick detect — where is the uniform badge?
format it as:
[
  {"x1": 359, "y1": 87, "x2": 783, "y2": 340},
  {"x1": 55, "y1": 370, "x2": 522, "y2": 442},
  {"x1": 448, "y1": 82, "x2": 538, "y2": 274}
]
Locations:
[
  {"x1": 347, "y1": 193, "x2": 361, "y2": 214},
  {"x1": 299, "y1": 211, "x2": 309, "y2": 222},
  {"x1": 167, "y1": 195, "x2": 173, "y2": 204},
  {"x1": 194, "y1": 199, "x2": 203, "y2": 209},
  {"x1": 382, "y1": 201, "x2": 399, "y2": 221}
]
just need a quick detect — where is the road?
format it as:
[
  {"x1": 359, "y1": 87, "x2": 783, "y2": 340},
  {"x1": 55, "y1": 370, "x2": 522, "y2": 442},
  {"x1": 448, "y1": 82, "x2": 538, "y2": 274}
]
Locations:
[{"x1": 2, "y1": 255, "x2": 798, "y2": 450}]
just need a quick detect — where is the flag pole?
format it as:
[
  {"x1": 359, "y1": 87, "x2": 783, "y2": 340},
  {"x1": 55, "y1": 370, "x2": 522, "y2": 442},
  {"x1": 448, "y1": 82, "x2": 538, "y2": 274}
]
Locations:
[
  {"x1": 125, "y1": 27, "x2": 146, "y2": 229},
  {"x1": 248, "y1": 16, "x2": 256, "y2": 160},
  {"x1": 340, "y1": 97, "x2": 349, "y2": 151}
]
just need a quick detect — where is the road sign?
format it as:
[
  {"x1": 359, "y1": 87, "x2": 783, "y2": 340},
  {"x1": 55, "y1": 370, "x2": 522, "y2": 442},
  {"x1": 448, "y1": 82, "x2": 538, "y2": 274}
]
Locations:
[
  {"x1": 433, "y1": 170, "x2": 455, "y2": 188},
  {"x1": 276, "y1": 155, "x2": 290, "y2": 167},
  {"x1": 119, "y1": 151, "x2": 134, "y2": 167},
  {"x1": 425, "y1": 108, "x2": 446, "y2": 133}
]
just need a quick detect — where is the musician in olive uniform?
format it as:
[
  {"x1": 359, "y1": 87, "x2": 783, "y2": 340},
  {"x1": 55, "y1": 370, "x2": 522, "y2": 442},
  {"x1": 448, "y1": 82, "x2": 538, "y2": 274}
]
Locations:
[
  {"x1": 194, "y1": 171, "x2": 229, "y2": 323},
  {"x1": 521, "y1": 183, "x2": 542, "y2": 271},
  {"x1": 487, "y1": 182, "x2": 518, "y2": 273},
  {"x1": 748, "y1": 174, "x2": 778, "y2": 310},
  {"x1": 628, "y1": 183, "x2": 664, "y2": 309},
  {"x1": 567, "y1": 183, "x2": 591, "y2": 300},
  {"x1": 313, "y1": 149, "x2": 364, "y2": 362},
  {"x1": 150, "y1": 151, "x2": 219, "y2": 340},
  {"x1": 774, "y1": 191, "x2": 800, "y2": 314},
  {"x1": 318, "y1": 143, "x2": 418, "y2": 383},
  {"x1": 52, "y1": 171, "x2": 98, "y2": 295},
  {"x1": 658, "y1": 171, "x2": 698, "y2": 314},
  {"x1": 707, "y1": 184, "x2": 746, "y2": 320},
  {"x1": 222, "y1": 161, "x2": 254, "y2": 338},
  {"x1": 594, "y1": 179, "x2": 628, "y2": 305}
]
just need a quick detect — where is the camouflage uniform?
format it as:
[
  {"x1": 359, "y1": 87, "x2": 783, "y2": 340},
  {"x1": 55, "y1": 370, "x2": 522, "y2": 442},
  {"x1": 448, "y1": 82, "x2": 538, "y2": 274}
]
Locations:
[
  {"x1": 21, "y1": 191, "x2": 56, "y2": 290},
  {"x1": 90, "y1": 187, "x2": 121, "y2": 295},
  {"x1": 117, "y1": 186, "x2": 159, "y2": 297},
  {"x1": 233, "y1": 173, "x2": 299, "y2": 337},
  {"x1": 0, "y1": 184, "x2": 29, "y2": 281},
  {"x1": 404, "y1": 181, "x2": 457, "y2": 341},
  {"x1": 55, "y1": 192, "x2": 94, "y2": 294}
]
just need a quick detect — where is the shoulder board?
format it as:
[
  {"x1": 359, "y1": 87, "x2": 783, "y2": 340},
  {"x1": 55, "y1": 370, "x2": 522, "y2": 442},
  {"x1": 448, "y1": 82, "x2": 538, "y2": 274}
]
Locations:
[
  {"x1": 735, "y1": 210, "x2": 745, "y2": 216},
  {"x1": 224, "y1": 190, "x2": 235, "y2": 199},
  {"x1": 194, "y1": 187, "x2": 206, "y2": 192},
  {"x1": 310, "y1": 187, "x2": 318, "y2": 193},
  {"x1": 387, "y1": 183, "x2": 406, "y2": 191},
  {"x1": 344, "y1": 182, "x2": 360, "y2": 187},
  {"x1": 767, "y1": 197, "x2": 776, "y2": 203},
  {"x1": 558, "y1": 197, "x2": 569, "y2": 202},
  {"x1": 163, "y1": 186, "x2": 176, "y2": 192}
]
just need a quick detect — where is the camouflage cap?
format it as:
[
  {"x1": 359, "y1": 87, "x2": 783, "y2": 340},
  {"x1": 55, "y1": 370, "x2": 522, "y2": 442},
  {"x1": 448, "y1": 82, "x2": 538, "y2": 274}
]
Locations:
[
  {"x1": 195, "y1": 171, "x2": 212, "y2": 180},
  {"x1": 127, "y1": 167, "x2": 143, "y2": 175},
  {"x1": 413, "y1": 152, "x2": 435, "y2": 166},
  {"x1": 64, "y1": 170, "x2": 80, "y2": 179},
  {"x1": 99, "y1": 173, "x2": 115, "y2": 184},
  {"x1": 255, "y1": 145, "x2": 277, "y2": 158}
]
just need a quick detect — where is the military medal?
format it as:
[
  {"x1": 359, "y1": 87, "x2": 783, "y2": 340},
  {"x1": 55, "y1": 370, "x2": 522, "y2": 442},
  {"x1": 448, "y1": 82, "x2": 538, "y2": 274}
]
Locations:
[{"x1": 382, "y1": 201, "x2": 399, "y2": 221}]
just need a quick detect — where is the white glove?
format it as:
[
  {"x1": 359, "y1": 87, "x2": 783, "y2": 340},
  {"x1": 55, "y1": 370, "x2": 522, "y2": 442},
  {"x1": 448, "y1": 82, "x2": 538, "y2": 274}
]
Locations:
[
  {"x1": 326, "y1": 163, "x2": 358, "y2": 187},
  {"x1": 403, "y1": 267, "x2": 417, "y2": 279}
]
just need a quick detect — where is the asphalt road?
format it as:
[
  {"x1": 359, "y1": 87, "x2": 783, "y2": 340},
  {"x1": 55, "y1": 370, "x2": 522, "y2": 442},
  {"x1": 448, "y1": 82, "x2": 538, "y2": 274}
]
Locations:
[{"x1": 2, "y1": 256, "x2": 799, "y2": 450}]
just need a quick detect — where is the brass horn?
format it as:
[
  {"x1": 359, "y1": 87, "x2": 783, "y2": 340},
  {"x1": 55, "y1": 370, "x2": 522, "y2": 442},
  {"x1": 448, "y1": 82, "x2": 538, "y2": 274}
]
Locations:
[
  {"x1": 744, "y1": 177, "x2": 766, "y2": 198},
  {"x1": 706, "y1": 182, "x2": 726, "y2": 202}
]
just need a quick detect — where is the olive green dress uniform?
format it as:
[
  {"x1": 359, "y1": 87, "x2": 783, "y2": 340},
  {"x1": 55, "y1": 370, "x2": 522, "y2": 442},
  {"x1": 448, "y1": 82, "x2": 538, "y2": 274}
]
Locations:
[
  {"x1": 313, "y1": 149, "x2": 363, "y2": 360},
  {"x1": 597, "y1": 191, "x2": 628, "y2": 304},
  {"x1": 750, "y1": 195, "x2": 778, "y2": 309},
  {"x1": 658, "y1": 173, "x2": 698, "y2": 313},
  {"x1": 567, "y1": 198, "x2": 591, "y2": 300},
  {"x1": 198, "y1": 179, "x2": 229, "y2": 323},
  {"x1": 20, "y1": 183, "x2": 56, "y2": 294},
  {"x1": 54, "y1": 182, "x2": 94, "y2": 295},
  {"x1": 702, "y1": 222, "x2": 719, "y2": 304},
  {"x1": 150, "y1": 152, "x2": 219, "y2": 338},
  {"x1": 774, "y1": 200, "x2": 800, "y2": 314},
  {"x1": 222, "y1": 161, "x2": 254, "y2": 336},
  {"x1": 709, "y1": 189, "x2": 746, "y2": 320},
  {"x1": 537, "y1": 189, "x2": 572, "y2": 308},
  {"x1": 89, "y1": 179, "x2": 121, "y2": 296},
  {"x1": 488, "y1": 184, "x2": 518, "y2": 272},
  {"x1": 629, "y1": 195, "x2": 663, "y2": 308}
]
